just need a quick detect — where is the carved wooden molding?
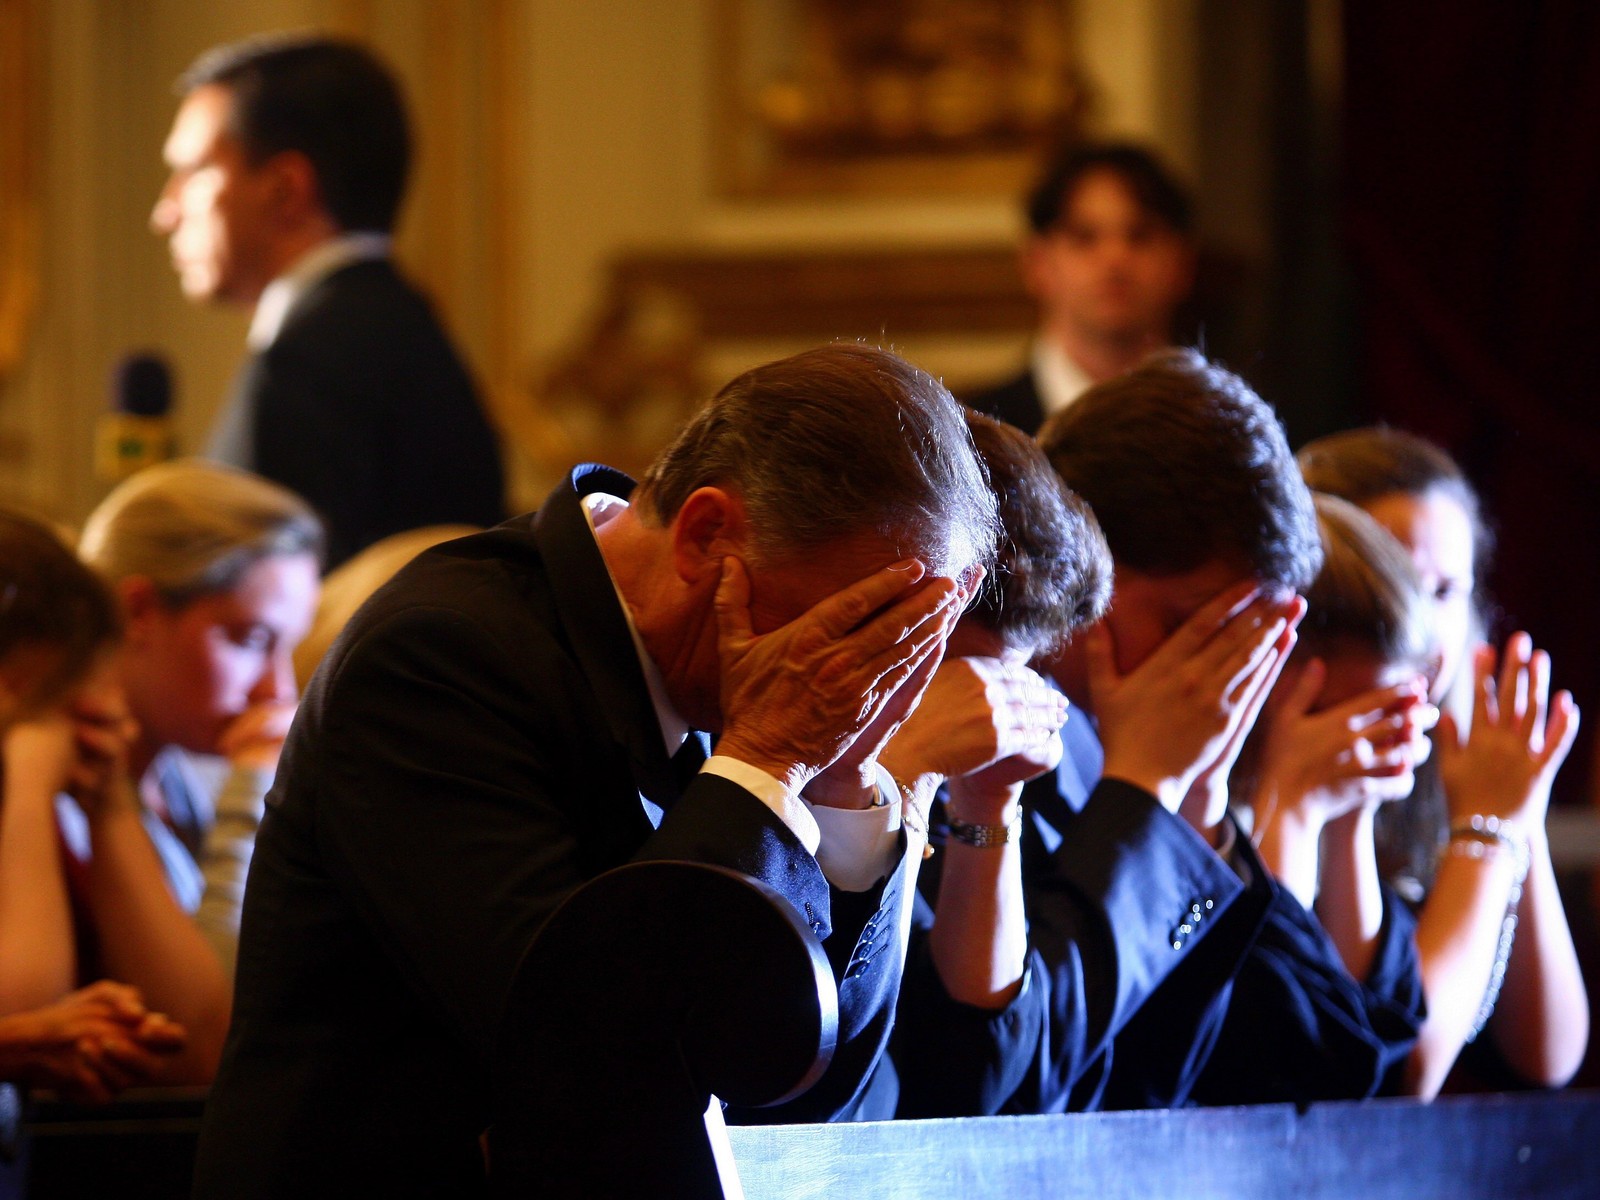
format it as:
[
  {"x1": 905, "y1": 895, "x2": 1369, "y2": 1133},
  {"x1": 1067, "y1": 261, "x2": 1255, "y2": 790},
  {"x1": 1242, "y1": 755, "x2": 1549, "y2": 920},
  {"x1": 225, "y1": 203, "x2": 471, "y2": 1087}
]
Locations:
[
  {"x1": 515, "y1": 242, "x2": 1033, "y2": 484},
  {"x1": 611, "y1": 243, "x2": 1031, "y2": 341}
]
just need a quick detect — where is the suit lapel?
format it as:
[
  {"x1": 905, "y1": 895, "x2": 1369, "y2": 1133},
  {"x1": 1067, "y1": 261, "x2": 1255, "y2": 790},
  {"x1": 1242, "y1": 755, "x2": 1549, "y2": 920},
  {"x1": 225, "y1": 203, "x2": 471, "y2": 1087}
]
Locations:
[{"x1": 531, "y1": 465, "x2": 683, "y2": 821}]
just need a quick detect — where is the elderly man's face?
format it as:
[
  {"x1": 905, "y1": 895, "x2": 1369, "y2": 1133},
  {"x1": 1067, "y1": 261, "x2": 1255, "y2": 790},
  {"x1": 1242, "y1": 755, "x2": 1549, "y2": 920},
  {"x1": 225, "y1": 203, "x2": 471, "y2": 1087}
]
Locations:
[
  {"x1": 151, "y1": 84, "x2": 281, "y2": 305},
  {"x1": 743, "y1": 532, "x2": 928, "y2": 637},
  {"x1": 671, "y1": 525, "x2": 968, "y2": 736}
]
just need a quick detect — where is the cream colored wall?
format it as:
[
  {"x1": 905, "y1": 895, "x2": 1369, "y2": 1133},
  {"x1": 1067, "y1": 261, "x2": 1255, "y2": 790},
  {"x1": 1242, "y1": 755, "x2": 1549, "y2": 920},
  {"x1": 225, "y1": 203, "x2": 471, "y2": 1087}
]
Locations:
[{"x1": 0, "y1": 0, "x2": 1199, "y2": 523}]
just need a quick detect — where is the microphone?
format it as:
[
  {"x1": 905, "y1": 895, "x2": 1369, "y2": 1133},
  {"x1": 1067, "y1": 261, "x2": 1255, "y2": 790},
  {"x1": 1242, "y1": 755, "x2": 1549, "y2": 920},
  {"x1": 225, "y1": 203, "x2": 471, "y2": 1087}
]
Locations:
[{"x1": 96, "y1": 353, "x2": 177, "y2": 483}]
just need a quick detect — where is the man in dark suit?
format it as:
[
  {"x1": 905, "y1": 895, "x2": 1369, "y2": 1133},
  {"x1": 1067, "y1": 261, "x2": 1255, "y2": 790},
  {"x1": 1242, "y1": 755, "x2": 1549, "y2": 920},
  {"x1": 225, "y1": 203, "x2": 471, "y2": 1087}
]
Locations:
[
  {"x1": 152, "y1": 35, "x2": 504, "y2": 568},
  {"x1": 1021, "y1": 349, "x2": 1421, "y2": 1112},
  {"x1": 968, "y1": 143, "x2": 1196, "y2": 434},
  {"x1": 885, "y1": 403, "x2": 1313, "y2": 1116},
  {"x1": 191, "y1": 345, "x2": 1004, "y2": 1196}
]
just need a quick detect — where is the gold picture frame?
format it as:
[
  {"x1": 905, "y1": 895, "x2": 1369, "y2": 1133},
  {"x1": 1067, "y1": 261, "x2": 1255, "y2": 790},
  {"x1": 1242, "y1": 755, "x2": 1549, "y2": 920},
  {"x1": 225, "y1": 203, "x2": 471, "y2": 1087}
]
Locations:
[{"x1": 714, "y1": 0, "x2": 1086, "y2": 199}]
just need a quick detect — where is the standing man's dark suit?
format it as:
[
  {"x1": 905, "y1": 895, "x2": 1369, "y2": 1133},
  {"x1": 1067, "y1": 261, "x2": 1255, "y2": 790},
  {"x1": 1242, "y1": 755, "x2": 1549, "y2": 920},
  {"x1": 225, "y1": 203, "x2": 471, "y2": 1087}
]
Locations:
[
  {"x1": 192, "y1": 466, "x2": 918, "y2": 1198},
  {"x1": 966, "y1": 369, "x2": 1047, "y2": 437},
  {"x1": 211, "y1": 257, "x2": 505, "y2": 568}
]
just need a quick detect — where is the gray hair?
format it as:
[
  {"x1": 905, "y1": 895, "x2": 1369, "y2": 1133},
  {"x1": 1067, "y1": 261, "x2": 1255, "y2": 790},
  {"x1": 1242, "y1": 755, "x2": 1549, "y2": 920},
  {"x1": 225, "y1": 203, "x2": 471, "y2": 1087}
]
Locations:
[
  {"x1": 635, "y1": 345, "x2": 999, "y2": 578},
  {"x1": 79, "y1": 459, "x2": 324, "y2": 605}
]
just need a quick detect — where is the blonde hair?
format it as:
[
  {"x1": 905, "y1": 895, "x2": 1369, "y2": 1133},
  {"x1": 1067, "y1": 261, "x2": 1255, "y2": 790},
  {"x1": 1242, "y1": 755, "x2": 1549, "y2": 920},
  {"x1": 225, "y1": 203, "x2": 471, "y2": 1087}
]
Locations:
[
  {"x1": 293, "y1": 524, "x2": 476, "y2": 687},
  {"x1": 80, "y1": 459, "x2": 324, "y2": 604}
]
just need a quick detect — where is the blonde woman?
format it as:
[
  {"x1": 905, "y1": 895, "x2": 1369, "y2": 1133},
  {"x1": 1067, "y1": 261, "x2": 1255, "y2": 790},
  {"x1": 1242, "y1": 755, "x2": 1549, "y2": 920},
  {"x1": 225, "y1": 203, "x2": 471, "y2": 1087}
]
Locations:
[{"x1": 7, "y1": 461, "x2": 321, "y2": 1080}]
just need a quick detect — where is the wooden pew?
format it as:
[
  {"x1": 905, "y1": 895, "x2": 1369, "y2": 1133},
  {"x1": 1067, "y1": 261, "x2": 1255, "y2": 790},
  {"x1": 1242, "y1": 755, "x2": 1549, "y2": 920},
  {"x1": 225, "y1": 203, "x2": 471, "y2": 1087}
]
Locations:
[
  {"x1": 727, "y1": 1092, "x2": 1600, "y2": 1200},
  {"x1": 7, "y1": 1087, "x2": 1598, "y2": 1198},
  {"x1": 4, "y1": 860, "x2": 1597, "y2": 1198}
]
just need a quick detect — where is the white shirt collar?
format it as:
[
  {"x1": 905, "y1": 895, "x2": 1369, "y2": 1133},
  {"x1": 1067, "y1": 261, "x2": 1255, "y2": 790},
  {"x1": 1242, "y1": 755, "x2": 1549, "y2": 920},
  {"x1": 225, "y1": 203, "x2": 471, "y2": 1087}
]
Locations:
[
  {"x1": 1031, "y1": 338, "x2": 1096, "y2": 417},
  {"x1": 581, "y1": 492, "x2": 690, "y2": 758},
  {"x1": 247, "y1": 232, "x2": 393, "y2": 351}
]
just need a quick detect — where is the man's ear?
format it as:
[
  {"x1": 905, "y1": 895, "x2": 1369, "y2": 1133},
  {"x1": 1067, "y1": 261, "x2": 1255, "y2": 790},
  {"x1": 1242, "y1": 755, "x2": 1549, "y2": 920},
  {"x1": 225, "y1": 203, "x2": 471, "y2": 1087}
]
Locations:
[
  {"x1": 669, "y1": 488, "x2": 748, "y2": 585},
  {"x1": 265, "y1": 149, "x2": 329, "y2": 228}
]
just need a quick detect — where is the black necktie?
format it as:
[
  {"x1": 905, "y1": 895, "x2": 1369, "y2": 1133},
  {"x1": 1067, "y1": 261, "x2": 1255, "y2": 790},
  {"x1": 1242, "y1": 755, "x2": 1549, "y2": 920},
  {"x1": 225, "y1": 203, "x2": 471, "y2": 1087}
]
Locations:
[{"x1": 671, "y1": 731, "x2": 709, "y2": 794}]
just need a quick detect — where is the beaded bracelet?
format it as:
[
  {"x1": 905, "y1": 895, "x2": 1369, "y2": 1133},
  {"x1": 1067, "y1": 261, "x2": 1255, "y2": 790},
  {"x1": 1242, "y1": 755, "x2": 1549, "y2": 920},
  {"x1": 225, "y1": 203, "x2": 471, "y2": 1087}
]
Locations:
[{"x1": 1441, "y1": 815, "x2": 1530, "y2": 1041}]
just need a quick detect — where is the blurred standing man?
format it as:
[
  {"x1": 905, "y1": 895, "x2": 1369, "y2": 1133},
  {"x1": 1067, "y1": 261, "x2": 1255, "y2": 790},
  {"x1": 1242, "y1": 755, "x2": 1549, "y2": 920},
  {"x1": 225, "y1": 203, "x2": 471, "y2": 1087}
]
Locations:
[
  {"x1": 969, "y1": 143, "x2": 1197, "y2": 433},
  {"x1": 151, "y1": 35, "x2": 505, "y2": 568}
]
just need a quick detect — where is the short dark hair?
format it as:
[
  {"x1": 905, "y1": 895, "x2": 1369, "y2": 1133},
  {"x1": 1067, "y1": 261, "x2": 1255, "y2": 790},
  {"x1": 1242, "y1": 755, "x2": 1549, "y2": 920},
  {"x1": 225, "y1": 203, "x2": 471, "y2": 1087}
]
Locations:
[
  {"x1": 1026, "y1": 141, "x2": 1194, "y2": 236},
  {"x1": 0, "y1": 510, "x2": 121, "y2": 711},
  {"x1": 962, "y1": 410, "x2": 1111, "y2": 656},
  {"x1": 181, "y1": 34, "x2": 410, "y2": 233},
  {"x1": 636, "y1": 345, "x2": 999, "y2": 578},
  {"x1": 1038, "y1": 348, "x2": 1321, "y2": 591},
  {"x1": 1297, "y1": 426, "x2": 1491, "y2": 579}
]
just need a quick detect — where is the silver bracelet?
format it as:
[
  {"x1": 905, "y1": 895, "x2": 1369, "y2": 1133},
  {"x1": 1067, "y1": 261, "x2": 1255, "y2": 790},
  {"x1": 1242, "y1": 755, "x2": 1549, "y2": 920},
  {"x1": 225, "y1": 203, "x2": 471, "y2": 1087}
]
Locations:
[{"x1": 1442, "y1": 815, "x2": 1530, "y2": 1041}]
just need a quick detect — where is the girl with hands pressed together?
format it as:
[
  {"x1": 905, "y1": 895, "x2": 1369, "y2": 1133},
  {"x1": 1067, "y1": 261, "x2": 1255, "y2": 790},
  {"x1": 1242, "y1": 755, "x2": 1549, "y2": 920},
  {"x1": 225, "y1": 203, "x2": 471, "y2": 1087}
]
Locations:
[
  {"x1": 1245, "y1": 495, "x2": 1437, "y2": 986},
  {"x1": 1301, "y1": 428, "x2": 1586, "y2": 1096},
  {"x1": 1191, "y1": 493, "x2": 1434, "y2": 1107},
  {"x1": 0, "y1": 511, "x2": 187, "y2": 1099}
]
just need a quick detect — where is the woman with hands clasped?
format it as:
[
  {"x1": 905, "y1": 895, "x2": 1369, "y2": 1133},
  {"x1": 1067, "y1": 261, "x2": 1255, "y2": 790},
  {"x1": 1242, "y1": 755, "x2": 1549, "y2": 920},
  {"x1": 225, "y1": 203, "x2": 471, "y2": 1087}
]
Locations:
[
  {"x1": 0, "y1": 511, "x2": 186, "y2": 1100},
  {"x1": 1300, "y1": 428, "x2": 1585, "y2": 1097},
  {"x1": 875, "y1": 410, "x2": 1114, "y2": 1117},
  {"x1": 1180, "y1": 493, "x2": 1434, "y2": 1106},
  {"x1": 3, "y1": 462, "x2": 322, "y2": 1082}
]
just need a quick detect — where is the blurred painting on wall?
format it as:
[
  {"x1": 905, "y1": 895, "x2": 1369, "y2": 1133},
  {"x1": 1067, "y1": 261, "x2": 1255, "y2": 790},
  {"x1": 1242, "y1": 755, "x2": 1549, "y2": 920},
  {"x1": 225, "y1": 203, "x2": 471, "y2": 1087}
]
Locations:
[{"x1": 716, "y1": 0, "x2": 1087, "y2": 197}]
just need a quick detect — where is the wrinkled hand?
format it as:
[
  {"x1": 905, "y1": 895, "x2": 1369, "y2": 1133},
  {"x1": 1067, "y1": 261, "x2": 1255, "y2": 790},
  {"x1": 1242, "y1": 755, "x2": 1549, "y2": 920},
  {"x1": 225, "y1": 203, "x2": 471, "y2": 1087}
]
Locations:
[
  {"x1": 1255, "y1": 659, "x2": 1435, "y2": 830},
  {"x1": 1095, "y1": 584, "x2": 1306, "y2": 814},
  {"x1": 0, "y1": 981, "x2": 187, "y2": 1104},
  {"x1": 1437, "y1": 633, "x2": 1579, "y2": 829},
  {"x1": 879, "y1": 656, "x2": 1066, "y2": 819},
  {"x1": 216, "y1": 701, "x2": 297, "y2": 773},
  {"x1": 714, "y1": 556, "x2": 964, "y2": 800}
]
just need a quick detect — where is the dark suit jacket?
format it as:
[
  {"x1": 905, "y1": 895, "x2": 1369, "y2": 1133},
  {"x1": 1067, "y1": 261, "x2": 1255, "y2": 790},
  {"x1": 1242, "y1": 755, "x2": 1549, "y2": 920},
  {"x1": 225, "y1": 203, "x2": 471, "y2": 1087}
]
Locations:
[
  {"x1": 212, "y1": 258, "x2": 505, "y2": 568},
  {"x1": 886, "y1": 702, "x2": 1260, "y2": 1118},
  {"x1": 1184, "y1": 879, "x2": 1425, "y2": 1107},
  {"x1": 1010, "y1": 711, "x2": 1422, "y2": 1113},
  {"x1": 191, "y1": 466, "x2": 916, "y2": 1198},
  {"x1": 965, "y1": 368, "x2": 1046, "y2": 436}
]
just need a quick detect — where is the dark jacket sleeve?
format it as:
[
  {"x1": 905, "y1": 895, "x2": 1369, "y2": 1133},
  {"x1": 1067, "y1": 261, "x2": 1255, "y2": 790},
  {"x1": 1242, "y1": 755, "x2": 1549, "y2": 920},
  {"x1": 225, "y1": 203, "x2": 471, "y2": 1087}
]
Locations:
[
  {"x1": 1185, "y1": 880, "x2": 1426, "y2": 1107},
  {"x1": 883, "y1": 731, "x2": 1254, "y2": 1119},
  {"x1": 643, "y1": 772, "x2": 920, "y2": 1126},
  {"x1": 883, "y1": 888, "x2": 1049, "y2": 1119},
  {"x1": 999, "y1": 775, "x2": 1255, "y2": 1114}
]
